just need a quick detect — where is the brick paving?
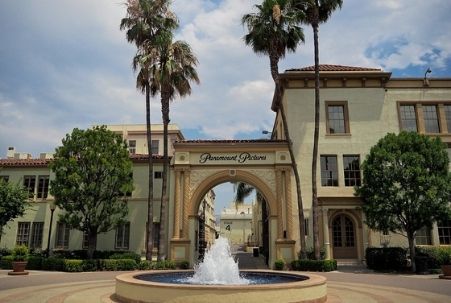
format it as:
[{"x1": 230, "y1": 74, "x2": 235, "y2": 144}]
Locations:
[{"x1": 0, "y1": 268, "x2": 450, "y2": 303}]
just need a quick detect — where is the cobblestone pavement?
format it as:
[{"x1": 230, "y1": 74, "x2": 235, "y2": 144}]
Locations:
[{"x1": 0, "y1": 269, "x2": 450, "y2": 303}]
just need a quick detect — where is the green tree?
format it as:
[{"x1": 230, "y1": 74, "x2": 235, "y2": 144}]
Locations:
[
  {"x1": 50, "y1": 126, "x2": 133, "y2": 259},
  {"x1": 0, "y1": 179, "x2": 28, "y2": 243},
  {"x1": 144, "y1": 31, "x2": 199, "y2": 261},
  {"x1": 356, "y1": 132, "x2": 451, "y2": 272},
  {"x1": 242, "y1": 0, "x2": 307, "y2": 256},
  {"x1": 120, "y1": 0, "x2": 177, "y2": 260},
  {"x1": 294, "y1": 0, "x2": 343, "y2": 260}
]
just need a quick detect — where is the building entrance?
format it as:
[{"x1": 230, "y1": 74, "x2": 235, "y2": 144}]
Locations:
[{"x1": 169, "y1": 140, "x2": 296, "y2": 267}]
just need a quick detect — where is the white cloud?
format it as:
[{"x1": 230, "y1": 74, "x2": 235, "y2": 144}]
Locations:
[{"x1": 1, "y1": 0, "x2": 451, "y2": 156}]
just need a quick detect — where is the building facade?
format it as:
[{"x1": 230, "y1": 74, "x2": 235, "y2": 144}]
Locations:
[
  {"x1": 272, "y1": 64, "x2": 451, "y2": 262},
  {"x1": 0, "y1": 124, "x2": 186, "y2": 258}
]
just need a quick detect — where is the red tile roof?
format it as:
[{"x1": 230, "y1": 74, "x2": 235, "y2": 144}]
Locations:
[
  {"x1": 0, "y1": 154, "x2": 168, "y2": 167},
  {"x1": 176, "y1": 139, "x2": 286, "y2": 144},
  {"x1": 0, "y1": 158, "x2": 51, "y2": 167},
  {"x1": 287, "y1": 64, "x2": 382, "y2": 72}
]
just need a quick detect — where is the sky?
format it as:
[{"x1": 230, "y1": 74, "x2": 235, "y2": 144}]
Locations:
[{"x1": 1, "y1": 0, "x2": 451, "y2": 213}]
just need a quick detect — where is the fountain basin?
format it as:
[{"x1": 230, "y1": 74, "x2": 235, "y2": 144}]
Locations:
[{"x1": 115, "y1": 270, "x2": 327, "y2": 303}]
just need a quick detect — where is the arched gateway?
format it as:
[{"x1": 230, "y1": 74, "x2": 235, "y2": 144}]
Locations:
[{"x1": 169, "y1": 140, "x2": 297, "y2": 267}]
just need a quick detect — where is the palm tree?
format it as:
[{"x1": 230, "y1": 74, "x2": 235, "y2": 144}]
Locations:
[
  {"x1": 294, "y1": 0, "x2": 343, "y2": 260},
  {"x1": 120, "y1": 0, "x2": 176, "y2": 260},
  {"x1": 142, "y1": 32, "x2": 199, "y2": 260},
  {"x1": 242, "y1": 0, "x2": 308, "y2": 257}
]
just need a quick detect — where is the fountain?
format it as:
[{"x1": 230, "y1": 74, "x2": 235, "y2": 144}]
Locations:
[{"x1": 115, "y1": 237, "x2": 327, "y2": 303}]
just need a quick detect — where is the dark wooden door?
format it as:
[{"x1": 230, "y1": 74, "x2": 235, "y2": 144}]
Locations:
[{"x1": 332, "y1": 215, "x2": 357, "y2": 259}]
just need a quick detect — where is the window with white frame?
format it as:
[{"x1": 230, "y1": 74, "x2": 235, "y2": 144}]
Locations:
[{"x1": 16, "y1": 222, "x2": 31, "y2": 246}]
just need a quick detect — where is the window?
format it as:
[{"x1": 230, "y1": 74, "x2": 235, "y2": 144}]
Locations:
[
  {"x1": 399, "y1": 105, "x2": 417, "y2": 131},
  {"x1": 438, "y1": 219, "x2": 451, "y2": 245},
  {"x1": 444, "y1": 105, "x2": 451, "y2": 132},
  {"x1": 0, "y1": 176, "x2": 9, "y2": 182},
  {"x1": 154, "y1": 171, "x2": 162, "y2": 179},
  {"x1": 151, "y1": 140, "x2": 159, "y2": 155},
  {"x1": 23, "y1": 176, "x2": 36, "y2": 198},
  {"x1": 30, "y1": 222, "x2": 44, "y2": 249},
  {"x1": 55, "y1": 222, "x2": 70, "y2": 249},
  {"x1": 37, "y1": 175, "x2": 50, "y2": 199},
  {"x1": 128, "y1": 140, "x2": 136, "y2": 154},
  {"x1": 115, "y1": 222, "x2": 130, "y2": 250},
  {"x1": 343, "y1": 155, "x2": 361, "y2": 186},
  {"x1": 320, "y1": 155, "x2": 338, "y2": 186},
  {"x1": 423, "y1": 105, "x2": 440, "y2": 133},
  {"x1": 326, "y1": 102, "x2": 349, "y2": 134},
  {"x1": 415, "y1": 226, "x2": 432, "y2": 245},
  {"x1": 16, "y1": 222, "x2": 31, "y2": 246}
]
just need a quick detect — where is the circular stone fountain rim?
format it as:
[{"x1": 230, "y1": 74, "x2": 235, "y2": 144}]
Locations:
[{"x1": 116, "y1": 269, "x2": 326, "y2": 290}]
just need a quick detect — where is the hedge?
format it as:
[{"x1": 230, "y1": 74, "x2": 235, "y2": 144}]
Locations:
[
  {"x1": 109, "y1": 252, "x2": 141, "y2": 264},
  {"x1": 0, "y1": 255, "x2": 13, "y2": 269},
  {"x1": 291, "y1": 259, "x2": 337, "y2": 272},
  {"x1": 42, "y1": 257, "x2": 65, "y2": 271},
  {"x1": 365, "y1": 247, "x2": 407, "y2": 271},
  {"x1": 27, "y1": 256, "x2": 43, "y2": 270},
  {"x1": 416, "y1": 246, "x2": 451, "y2": 268},
  {"x1": 274, "y1": 259, "x2": 284, "y2": 270},
  {"x1": 99, "y1": 259, "x2": 137, "y2": 271}
]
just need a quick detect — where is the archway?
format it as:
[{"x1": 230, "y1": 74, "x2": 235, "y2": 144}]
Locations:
[
  {"x1": 169, "y1": 140, "x2": 295, "y2": 267},
  {"x1": 331, "y1": 214, "x2": 358, "y2": 259}
]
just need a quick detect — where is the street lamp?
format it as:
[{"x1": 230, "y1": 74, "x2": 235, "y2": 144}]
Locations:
[{"x1": 46, "y1": 202, "x2": 56, "y2": 257}]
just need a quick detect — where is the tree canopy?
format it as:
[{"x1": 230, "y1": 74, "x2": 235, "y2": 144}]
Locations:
[
  {"x1": 50, "y1": 126, "x2": 133, "y2": 258},
  {"x1": 0, "y1": 179, "x2": 28, "y2": 236},
  {"x1": 356, "y1": 132, "x2": 451, "y2": 271}
]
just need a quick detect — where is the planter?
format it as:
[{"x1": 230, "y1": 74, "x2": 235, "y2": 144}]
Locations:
[
  {"x1": 8, "y1": 261, "x2": 29, "y2": 276},
  {"x1": 440, "y1": 264, "x2": 451, "y2": 280}
]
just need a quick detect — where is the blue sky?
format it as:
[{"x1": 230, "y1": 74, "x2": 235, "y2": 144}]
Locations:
[{"x1": 1, "y1": 0, "x2": 451, "y2": 213}]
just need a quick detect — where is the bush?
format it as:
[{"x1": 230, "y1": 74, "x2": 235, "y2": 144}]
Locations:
[
  {"x1": 64, "y1": 259, "x2": 84, "y2": 272},
  {"x1": 138, "y1": 260, "x2": 152, "y2": 270},
  {"x1": 274, "y1": 259, "x2": 285, "y2": 270},
  {"x1": 177, "y1": 260, "x2": 190, "y2": 269},
  {"x1": 0, "y1": 255, "x2": 13, "y2": 269},
  {"x1": 110, "y1": 252, "x2": 141, "y2": 264},
  {"x1": 291, "y1": 259, "x2": 337, "y2": 272},
  {"x1": 416, "y1": 246, "x2": 451, "y2": 268},
  {"x1": 0, "y1": 248, "x2": 11, "y2": 258},
  {"x1": 366, "y1": 247, "x2": 407, "y2": 271},
  {"x1": 99, "y1": 259, "x2": 137, "y2": 271},
  {"x1": 27, "y1": 255, "x2": 43, "y2": 270},
  {"x1": 12, "y1": 245, "x2": 29, "y2": 261},
  {"x1": 82, "y1": 259, "x2": 98, "y2": 271},
  {"x1": 42, "y1": 257, "x2": 65, "y2": 271}
]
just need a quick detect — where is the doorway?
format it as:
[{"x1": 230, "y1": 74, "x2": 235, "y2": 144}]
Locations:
[{"x1": 332, "y1": 214, "x2": 357, "y2": 259}]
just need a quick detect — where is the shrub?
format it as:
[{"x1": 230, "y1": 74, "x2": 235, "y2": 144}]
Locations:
[
  {"x1": 27, "y1": 255, "x2": 43, "y2": 270},
  {"x1": 291, "y1": 259, "x2": 337, "y2": 272},
  {"x1": 64, "y1": 259, "x2": 84, "y2": 272},
  {"x1": 99, "y1": 259, "x2": 137, "y2": 271},
  {"x1": 0, "y1": 255, "x2": 13, "y2": 269},
  {"x1": 138, "y1": 260, "x2": 152, "y2": 270},
  {"x1": 366, "y1": 247, "x2": 407, "y2": 271},
  {"x1": 416, "y1": 246, "x2": 451, "y2": 268},
  {"x1": 110, "y1": 252, "x2": 141, "y2": 264},
  {"x1": 274, "y1": 259, "x2": 285, "y2": 270},
  {"x1": 0, "y1": 248, "x2": 11, "y2": 258},
  {"x1": 99, "y1": 259, "x2": 118, "y2": 271},
  {"x1": 164, "y1": 260, "x2": 176, "y2": 269},
  {"x1": 42, "y1": 257, "x2": 65, "y2": 271},
  {"x1": 177, "y1": 260, "x2": 190, "y2": 269},
  {"x1": 12, "y1": 245, "x2": 29, "y2": 261},
  {"x1": 82, "y1": 259, "x2": 98, "y2": 271}
]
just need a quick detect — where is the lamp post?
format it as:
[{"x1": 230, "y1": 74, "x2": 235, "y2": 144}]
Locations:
[{"x1": 46, "y1": 202, "x2": 56, "y2": 257}]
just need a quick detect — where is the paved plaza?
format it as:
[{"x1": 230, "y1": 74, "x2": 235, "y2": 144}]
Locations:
[{"x1": 0, "y1": 265, "x2": 450, "y2": 303}]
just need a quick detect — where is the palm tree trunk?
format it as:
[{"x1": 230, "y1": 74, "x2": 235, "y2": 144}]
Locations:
[
  {"x1": 312, "y1": 19, "x2": 321, "y2": 260},
  {"x1": 158, "y1": 90, "x2": 170, "y2": 261},
  {"x1": 270, "y1": 55, "x2": 307, "y2": 257},
  {"x1": 145, "y1": 83, "x2": 154, "y2": 261}
]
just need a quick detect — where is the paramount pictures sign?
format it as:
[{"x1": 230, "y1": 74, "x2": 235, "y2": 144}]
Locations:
[{"x1": 198, "y1": 152, "x2": 270, "y2": 164}]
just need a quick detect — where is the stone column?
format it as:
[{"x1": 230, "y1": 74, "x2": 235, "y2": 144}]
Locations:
[
  {"x1": 182, "y1": 169, "x2": 190, "y2": 238},
  {"x1": 275, "y1": 169, "x2": 283, "y2": 239},
  {"x1": 322, "y1": 208, "x2": 331, "y2": 260},
  {"x1": 173, "y1": 170, "x2": 181, "y2": 239}
]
